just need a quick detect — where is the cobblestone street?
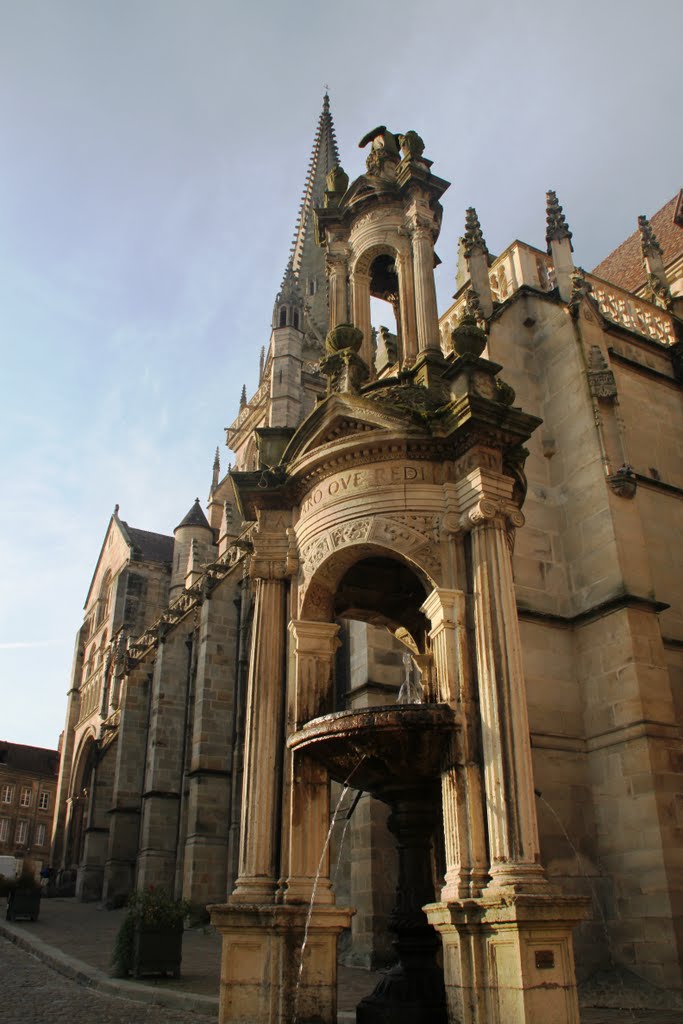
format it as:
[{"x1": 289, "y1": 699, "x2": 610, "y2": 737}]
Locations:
[
  {"x1": 0, "y1": 937, "x2": 214, "y2": 1024},
  {"x1": 2, "y1": 897, "x2": 683, "y2": 1023}
]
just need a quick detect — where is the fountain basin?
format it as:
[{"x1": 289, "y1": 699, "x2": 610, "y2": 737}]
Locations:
[{"x1": 287, "y1": 704, "x2": 460, "y2": 799}]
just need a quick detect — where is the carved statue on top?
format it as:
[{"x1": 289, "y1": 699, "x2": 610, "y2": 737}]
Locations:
[
  {"x1": 398, "y1": 130, "x2": 425, "y2": 160},
  {"x1": 358, "y1": 126, "x2": 402, "y2": 175},
  {"x1": 358, "y1": 126, "x2": 427, "y2": 176}
]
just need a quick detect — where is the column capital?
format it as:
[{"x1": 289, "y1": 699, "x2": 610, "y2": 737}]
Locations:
[
  {"x1": 421, "y1": 587, "x2": 465, "y2": 632},
  {"x1": 249, "y1": 512, "x2": 298, "y2": 580},
  {"x1": 289, "y1": 619, "x2": 341, "y2": 653},
  {"x1": 458, "y1": 498, "x2": 524, "y2": 533}
]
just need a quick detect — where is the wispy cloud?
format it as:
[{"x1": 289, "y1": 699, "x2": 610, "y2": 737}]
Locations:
[{"x1": 0, "y1": 642, "x2": 50, "y2": 650}]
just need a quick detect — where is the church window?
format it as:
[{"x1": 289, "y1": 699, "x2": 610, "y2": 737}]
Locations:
[
  {"x1": 15, "y1": 819, "x2": 28, "y2": 845},
  {"x1": 308, "y1": 279, "x2": 316, "y2": 296},
  {"x1": 293, "y1": 310, "x2": 300, "y2": 330},
  {"x1": 0, "y1": 817, "x2": 8, "y2": 842},
  {"x1": 1, "y1": 785, "x2": 14, "y2": 804},
  {"x1": 38, "y1": 791, "x2": 50, "y2": 811},
  {"x1": 96, "y1": 571, "x2": 112, "y2": 628},
  {"x1": 279, "y1": 307, "x2": 287, "y2": 328},
  {"x1": 35, "y1": 823, "x2": 46, "y2": 847},
  {"x1": 19, "y1": 787, "x2": 32, "y2": 807}
]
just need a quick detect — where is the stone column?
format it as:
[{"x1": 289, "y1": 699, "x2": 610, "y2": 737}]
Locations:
[
  {"x1": 395, "y1": 250, "x2": 418, "y2": 361},
  {"x1": 465, "y1": 501, "x2": 545, "y2": 891},
  {"x1": 230, "y1": 576, "x2": 286, "y2": 903},
  {"x1": 326, "y1": 252, "x2": 349, "y2": 328},
  {"x1": 350, "y1": 268, "x2": 373, "y2": 370},
  {"x1": 231, "y1": 513, "x2": 296, "y2": 903},
  {"x1": 410, "y1": 220, "x2": 440, "y2": 352},
  {"x1": 281, "y1": 620, "x2": 340, "y2": 905},
  {"x1": 422, "y1": 587, "x2": 488, "y2": 899}
]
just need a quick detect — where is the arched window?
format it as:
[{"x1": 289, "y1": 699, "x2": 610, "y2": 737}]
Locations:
[
  {"x1": 293, "y1": 310, "x2": 300, "y2": 330},
  {"x1": 95, "y1": 571, "x2": 111, "y2": 628},
  {"x1": 279, "y1": 307, "x2": 287, "y2": 328}
]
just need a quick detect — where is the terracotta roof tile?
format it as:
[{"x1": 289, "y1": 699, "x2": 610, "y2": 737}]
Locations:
[{"x1": 592, "y1": 190, "x2": 683, "y2": 293}]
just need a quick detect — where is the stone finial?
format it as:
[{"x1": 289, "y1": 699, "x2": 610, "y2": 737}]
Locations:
[
  {"x1": 451, "y1": 310, "x2": 487, "y2": 359},
  {"x1": 463, "y1": 207, "x2": 489, "y2": 259},
  {"x1": 638, "y1": 214, "x2": 663, "y2": 257},
  {"x1": 113, "y1": 503, "x2": 120, "y2": 517},
  {"x1": 259, "y1": 346, "x2": 265, "y2": 381},
  {"x1": 240, "y1": 385, "x2": 247, "y2": 409},
  {"x1": 545, "y1": 190, "x2": 573, "y2": 252}
]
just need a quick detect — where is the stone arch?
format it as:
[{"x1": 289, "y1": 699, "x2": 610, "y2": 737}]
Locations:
[
  {"x1": 299, "y1": 514, "x2": 443, "y2": 625},
  {"x1": 65, "y1": 731, "x2": 97, "y2": 870},
  {"x1": 350, "y1": 237, "x2": 415, "y2": 367}
]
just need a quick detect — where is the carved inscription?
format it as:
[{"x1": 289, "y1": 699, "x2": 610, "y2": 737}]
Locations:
[{"x1": 300, "y1": 463, "x2": 433, "y2": 517}]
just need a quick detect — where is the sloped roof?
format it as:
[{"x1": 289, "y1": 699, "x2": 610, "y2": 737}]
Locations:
[
  {"x1": 123, "y1": 524, "x2": 175, "y2": 562},
  {"x1": 592, "y1": 190, "x2": 683, "y2": 293},
  {"x1": 0, "y1": 741, "x2": 59, "y2": 777}
]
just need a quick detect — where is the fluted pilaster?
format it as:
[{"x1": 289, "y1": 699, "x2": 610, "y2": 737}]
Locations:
[{"x1": 468, "y1": 511, "x2": 545, "y2": 890}]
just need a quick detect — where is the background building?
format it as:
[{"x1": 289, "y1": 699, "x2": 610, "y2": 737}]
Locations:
[
  {"x1": 51, "y1": 96, "x2": 683, "y2": 1004},
  {"x1": 1, "y1": 740, "x2": 60, "y2": 875}
]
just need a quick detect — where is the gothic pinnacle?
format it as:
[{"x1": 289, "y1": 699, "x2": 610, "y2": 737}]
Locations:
[
  {"x1": 546, "y1": 190, "x2": 573, "y2": 252},
  {"x1": 211, "y1": 446, "x2": 220, "y2": 492},
  {"x1": 638, "y1": 214, "x2": 663, "y2": 257},
  {"x1": 463, "y1": 207, "x2": 489, "y2": 259},
  {"x1": 240, "y1": 384, "x2": 247, "y2": 409}
]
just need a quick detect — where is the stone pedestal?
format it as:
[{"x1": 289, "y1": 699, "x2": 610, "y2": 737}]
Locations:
[
  {"x1": 210, "y1": 902, "x2": 353, "y2": 1024},
  {"x1": 425, "y1": 894, "x2": 590, "y2": 1024}
]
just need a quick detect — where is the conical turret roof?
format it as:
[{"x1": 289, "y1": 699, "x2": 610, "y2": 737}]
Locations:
[{"x1": 175, "y1": 498, "x2": 212, "y2": 532}]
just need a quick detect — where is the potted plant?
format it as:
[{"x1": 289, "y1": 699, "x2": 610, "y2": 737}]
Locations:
[
  {"x1": 6, "y1": 862, "x2": 41, "y2": 922},
  {"x1": 111, "y1": 886, "x2": 190, "y2": 979}
]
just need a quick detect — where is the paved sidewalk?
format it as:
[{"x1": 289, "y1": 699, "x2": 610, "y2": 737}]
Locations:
[{"x1": 1, "y1": 896, "x2": 682, "y2": 1022}]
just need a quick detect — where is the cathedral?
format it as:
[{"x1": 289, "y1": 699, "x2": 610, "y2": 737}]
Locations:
[{"x1": 50, "y1": 95, "x2": 683, "y2": 1023}]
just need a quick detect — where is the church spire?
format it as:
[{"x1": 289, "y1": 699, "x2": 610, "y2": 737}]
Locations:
[
  {"x1": 284, "y1": 92, "x2": 340, "y2": 284},
  {"x1": 273, "y1": 93, "x2": 341, "y2": 342}
]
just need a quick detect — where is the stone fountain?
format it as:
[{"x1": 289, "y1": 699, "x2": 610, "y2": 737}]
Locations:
[
  {"x1": 290, "y1": 703, "x2": 459, "y2": 1023},
  {"x1": 210, "y1": 121, "x2": 588, "y2": 1024}
]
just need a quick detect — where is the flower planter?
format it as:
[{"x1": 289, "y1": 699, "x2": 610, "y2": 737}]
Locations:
[
  {"x1": 131, "y1": 924, "x2": 183, "y2": 978},
  {"x1": 6, "y1": 888, "x2": 41, "y2": 922}
]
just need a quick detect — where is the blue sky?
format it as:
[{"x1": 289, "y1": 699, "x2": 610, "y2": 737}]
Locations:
[{"x1": 1, "y1": 0, "x2": 681, "y2": 749}]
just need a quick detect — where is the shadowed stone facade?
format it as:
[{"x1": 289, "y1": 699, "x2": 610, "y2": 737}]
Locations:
[{"x1": 52, "y1": 98, "x2": 683, "y2": 1021}]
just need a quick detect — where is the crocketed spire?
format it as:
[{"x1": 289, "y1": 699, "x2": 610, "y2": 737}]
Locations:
[
  {"x1": 272, "y1": 94, "x2": 341, "y2": 342},
  {"x1": 463, "y1": 207, "x2": 489, "y2": 259},
  {"x1": 546, "y1": 190, "x2": 573, "y2": 252}
]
